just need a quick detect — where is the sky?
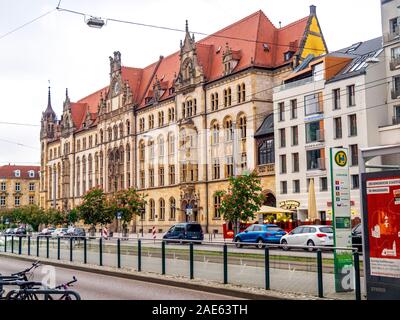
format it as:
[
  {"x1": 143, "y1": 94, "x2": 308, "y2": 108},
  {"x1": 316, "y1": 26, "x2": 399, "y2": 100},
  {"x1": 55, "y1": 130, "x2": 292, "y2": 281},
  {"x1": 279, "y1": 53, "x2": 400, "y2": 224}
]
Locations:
[{"x1": 0, "y1": 0, "x2": 382, "y2": 166}]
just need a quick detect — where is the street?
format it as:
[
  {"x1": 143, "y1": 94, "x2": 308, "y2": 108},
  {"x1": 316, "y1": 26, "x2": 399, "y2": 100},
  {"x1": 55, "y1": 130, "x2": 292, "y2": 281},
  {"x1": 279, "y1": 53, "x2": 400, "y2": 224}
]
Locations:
[{"x1": 0, "y1": 256, "x2": 243, "y2": 300}]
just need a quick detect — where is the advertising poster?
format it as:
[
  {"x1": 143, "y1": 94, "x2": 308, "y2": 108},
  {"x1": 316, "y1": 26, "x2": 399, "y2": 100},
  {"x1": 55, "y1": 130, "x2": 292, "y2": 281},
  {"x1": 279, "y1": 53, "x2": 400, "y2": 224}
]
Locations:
[
  {"x1": 330, "y1": 148, "x2": 354, "y2": 292},
  {"x1": 366, "y1": 177, "x2": 400, "y2": 278},
  {"x1": 362, "y1": 171, "x2": 400, "y2": 300}
]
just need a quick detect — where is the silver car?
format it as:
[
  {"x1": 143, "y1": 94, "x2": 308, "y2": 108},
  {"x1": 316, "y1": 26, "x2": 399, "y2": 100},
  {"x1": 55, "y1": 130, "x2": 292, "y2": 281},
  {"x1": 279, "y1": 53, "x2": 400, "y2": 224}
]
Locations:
[{"x1": 280, "y1": 225, "x2": 334, "y2": 251}]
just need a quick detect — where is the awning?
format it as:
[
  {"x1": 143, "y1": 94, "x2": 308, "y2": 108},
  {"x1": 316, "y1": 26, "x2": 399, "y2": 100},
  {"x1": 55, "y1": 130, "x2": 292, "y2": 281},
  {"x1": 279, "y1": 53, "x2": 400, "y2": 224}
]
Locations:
[{"x1": 256, "y1": 206, "x2": 294, "y2": 214}]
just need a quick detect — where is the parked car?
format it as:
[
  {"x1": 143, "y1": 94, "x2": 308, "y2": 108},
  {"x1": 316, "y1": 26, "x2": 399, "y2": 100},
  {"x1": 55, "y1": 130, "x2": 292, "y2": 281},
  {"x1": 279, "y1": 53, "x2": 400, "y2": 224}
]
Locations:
[
  {"x1": 51, "y1": 228, "x2": 68, "y2": 238},
  {"x1": 352, "y1": 223, "x2": 363, "y2": 253},
  {"x1": 234, "y1": 224, "x2": 287, "y2": 248},
  {"x1": 280, "y1": 225, "x2": 334, "y2": 251},
  {"x1": 66, "y1": 227, "x2": 86, "y2": 238},
  {"x1": 14, "y1": 227, "x2": 27, "y2": 235},
  {"x1": 3, "y1": 228, "x2": 15, "y2": 235},
  {"x1": 39, "y1": 227, "x2": 56, "y2": 236},
  {"x1": 163, "y1": 223, "x2": 204, "y2": 243}
]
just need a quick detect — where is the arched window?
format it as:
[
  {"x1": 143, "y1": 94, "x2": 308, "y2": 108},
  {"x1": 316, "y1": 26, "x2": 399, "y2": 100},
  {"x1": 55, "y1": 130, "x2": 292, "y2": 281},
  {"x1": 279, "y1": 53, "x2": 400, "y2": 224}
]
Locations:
[
  {"x1": 211, "y1": 120, "x2": 219, "y2": 145},
  {"x1": 99, "y1": 129, "x2": 104, "y2": 144},
  {"x1": 82, "y1": 155, "x2": 87, "y2": 193},
  {"x1": 169, "y1": 197, "x2": 176, "y2": 220},
  {"x1": 159, "y1": 198, "x2": 165, "y2": 220},
  {"x1": 113, "y1": 125, "x2": 118, "y2": 140},
  {"x1": 139, "y1": 140, "x2": 145, "y2": 161},
  {"x1": 224, "y1": 88, "x2": 232, "y2": 107},
  {"x1": 126, "y1": 144, "x2": 131, "y2": 163},
  {"x1": 237, "y1": 84, "x2": 242, "y2": 103},
  {"x1": 149, "y1": 114, "x2": 154, "y2": 129},
  {"x1": 99, "y1": 151, "x2": 104, "y2": 186},
  {"x1": 88, "y1": 154, "x2": 93, "y2": 189},
  {"x1": 238, "y1": 114, "x2": 247, "y2": 139},
  {"x1": 149, "y1": 140, "x2": 155, "y2": 160},
  {"x1": 107, "y1": 127, "x2": 112, "y2": 141},
  {"x1": 158, "y1": 135, "x2": 164, "y2": 158},
  {"x1": 224, "y1": 117, "x2": 233, "y2": 141},
  {"x1": 211, "y1": 94, "x2": 215, "y2": 111},
  {"x1": 149, "y1": 199, "x2": 155, "y2": 220},
  {"x1": 139, "y1": 118, "x2": 145, "y2": 132},
  {"x1": 158, "y1": 111, "x2": 164, "y2": 127},
  {"x1": 119, "y1": 123, "x2": 124, "y2": 138},
  {"x1": 126, "y1": 120, "x2": 131, "y2": 135},
  {"x1": 168, "y1": 133, "x2": 175, "y2": 155},
  {"x1": 241, "y1": 83, "x2": 246, "y2": 102}
]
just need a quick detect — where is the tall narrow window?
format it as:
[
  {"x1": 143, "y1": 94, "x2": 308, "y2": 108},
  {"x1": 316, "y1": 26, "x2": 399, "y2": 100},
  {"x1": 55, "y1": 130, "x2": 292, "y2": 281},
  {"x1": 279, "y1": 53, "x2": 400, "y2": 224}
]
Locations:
[
  {"x1": 347, "y1": 85, "x2": 355, "y2": 106},
  {"x1": 279, "y1": 102, "x2": 285, "y2": 121},
  {"x1": 169, "y1": 197, "x2": 176, "y2": 220},
  {"x1": 349, "y1": 114, "x2": 357, "y2": 136},
  {"x1": 214, "y1": 195, "x2": 221, "y2": 219},
  {"x1": 292, "y1": 153, "x2": 299, "y2": 172},
  {"x1": 280, "y1": 155, "x2": 287, "y2": 174},
  {"x1": 279, "y1": 128, "x2": 286, "y2": 148},
  {"x1": 291, "y1": 126, "x2": 298, "y2": 146},
  {"x1": 333, "y1": 89, "x2": 341, "y2": 110},
  {"x1": 159, "y1": 198, "x2": 165, "y2": 220},
  {"x1": 334, "y1": 117, "x2": 342, "y2": 139},
  {"x1": 238, "y1": 115, "x2": 247, "y2": 139},
  {"x1": 149, "y1": 199, "x2": 155, "y2": 220},
  {"x1": 290, "y1": 99, "x2": 297, "y2": 119},
  {"x1": 213, "y1": 159, "x2": 220, "y2": 180}
]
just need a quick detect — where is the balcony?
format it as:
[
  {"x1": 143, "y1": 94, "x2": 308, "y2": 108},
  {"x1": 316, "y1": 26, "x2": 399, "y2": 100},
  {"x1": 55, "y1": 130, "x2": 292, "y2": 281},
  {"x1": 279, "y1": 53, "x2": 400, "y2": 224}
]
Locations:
[
  {"x1": 306, "y1": 129, "x2": 325, "y2": 144},
  {"x1": 393, "y1": 116, "x2": 400, "y2": 125},
  {"x1": 384, "y1": 27, "x2": 400, "y2": 43},
  {"x1": 392, "y1": 88, "x2": 400, "y2": 100},
  {"x1": 274, "y1": 76, "x2": 314, "y2": 93},
  {"x1": 390, "y1": 56, "x2": 400, "y2": 71}
]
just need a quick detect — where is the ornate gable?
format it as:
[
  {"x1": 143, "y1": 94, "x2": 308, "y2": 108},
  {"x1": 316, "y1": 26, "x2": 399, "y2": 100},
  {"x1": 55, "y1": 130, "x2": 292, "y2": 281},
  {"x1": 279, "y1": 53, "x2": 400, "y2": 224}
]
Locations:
[
  {"x1": 175, "y1": 21, "x2": 204, "y2": 91},
  {"x1": 222, "y1": 43, "x2": 242, "y2": 75}
]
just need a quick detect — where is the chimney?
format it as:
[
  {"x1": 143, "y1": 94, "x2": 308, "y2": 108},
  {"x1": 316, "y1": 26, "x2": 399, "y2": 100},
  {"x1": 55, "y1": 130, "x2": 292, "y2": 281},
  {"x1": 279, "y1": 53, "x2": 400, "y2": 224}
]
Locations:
[{"x1": 310, "y1": 5, "x2": 316, "y2": 15}]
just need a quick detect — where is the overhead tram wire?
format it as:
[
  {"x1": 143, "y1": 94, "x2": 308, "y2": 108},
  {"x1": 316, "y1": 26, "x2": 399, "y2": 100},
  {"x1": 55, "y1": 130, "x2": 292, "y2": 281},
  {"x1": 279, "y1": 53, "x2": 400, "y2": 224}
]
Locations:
[
  {"x1": 56, "y1": 5, "x2": 373, "y2": 57},
  {"x1": 0, "y1": 121, "x2": 40, "y2": 127},
  {"x1": 0, "y1": 8, "x2": 57, "y2": 41},
  {"x1": 0, "y1": 138, "x2": 39, "y2": 151}
]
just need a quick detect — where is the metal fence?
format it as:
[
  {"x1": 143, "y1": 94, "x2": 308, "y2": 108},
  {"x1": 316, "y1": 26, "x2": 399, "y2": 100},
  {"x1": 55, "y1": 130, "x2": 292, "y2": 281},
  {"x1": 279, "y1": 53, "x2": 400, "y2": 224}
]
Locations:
[{"x1": 0, "y1": 235, "x2": 363, "y2": 300}]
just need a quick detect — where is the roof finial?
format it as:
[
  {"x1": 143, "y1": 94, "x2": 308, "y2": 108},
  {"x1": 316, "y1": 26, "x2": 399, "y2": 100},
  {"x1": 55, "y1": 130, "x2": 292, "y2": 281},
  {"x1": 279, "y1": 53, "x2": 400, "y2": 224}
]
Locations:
[
  {"x1": 65, "y1": 88, "x2": 69, "y2": 98},
  {"x1": 310, "y1": 5, "x2": 316, "y2": 15},
  {"x1": 47, "y1": 85, "x2": 52, "y2": 108},
  {"x1": 185, "y1": 19, "x2": 189, "y2": 32}
]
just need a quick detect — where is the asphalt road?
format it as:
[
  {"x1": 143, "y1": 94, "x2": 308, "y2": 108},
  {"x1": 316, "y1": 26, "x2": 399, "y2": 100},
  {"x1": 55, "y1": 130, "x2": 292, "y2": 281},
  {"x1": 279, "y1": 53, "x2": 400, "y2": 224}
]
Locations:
[{"x1": 0, "y1": 256, "x2": 242, "y2": 300}]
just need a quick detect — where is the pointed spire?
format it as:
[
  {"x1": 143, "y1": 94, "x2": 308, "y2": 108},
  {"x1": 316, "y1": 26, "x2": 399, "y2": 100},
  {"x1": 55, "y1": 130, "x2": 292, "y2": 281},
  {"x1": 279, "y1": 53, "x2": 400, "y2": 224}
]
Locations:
[
  {"x1": 47, "y1": 86, "x2": 52, "y2": 109},
  {"x1": 44, "y1": 86, "x2": 56, "y2": 121},
  {"x1": 185, "y1": 20, "x2": 189, "y2": 32}
]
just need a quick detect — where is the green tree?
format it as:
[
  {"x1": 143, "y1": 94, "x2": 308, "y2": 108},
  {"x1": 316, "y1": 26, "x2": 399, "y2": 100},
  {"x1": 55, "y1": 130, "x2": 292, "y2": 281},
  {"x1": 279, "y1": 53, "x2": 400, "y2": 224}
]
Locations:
[
  {"x1": 215, "y1": 171, "x2": 265, "y2": 235},
  {"x1": 20, "y1": 205, "x2": 45, "y2": 231},
  {"x1": 65, "y1": 208, "x2": 80, "y2": 225},
  {"x1": 76, "y1": 188, "x2": 114, "y2": 233},
  {"x1": 108, "y1": 188, "x2": 147, "y2": 232}
]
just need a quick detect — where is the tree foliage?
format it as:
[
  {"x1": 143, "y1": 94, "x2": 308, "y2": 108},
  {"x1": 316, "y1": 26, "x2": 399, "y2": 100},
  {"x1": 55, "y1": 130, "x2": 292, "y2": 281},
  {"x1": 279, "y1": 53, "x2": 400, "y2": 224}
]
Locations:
[
  {"x1": 76, "y1": 188, "x2": 113, "y2": 228},
  {"x1": 215, "y1": 171, "x2": 264, "y2": 234}
]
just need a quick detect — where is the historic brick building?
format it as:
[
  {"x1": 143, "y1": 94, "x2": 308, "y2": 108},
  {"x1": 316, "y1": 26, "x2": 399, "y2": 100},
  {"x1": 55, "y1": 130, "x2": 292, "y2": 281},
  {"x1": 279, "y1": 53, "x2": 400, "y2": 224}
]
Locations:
[
  {"x1": 0, "y1": 165, "x2": 40, "y2": 211},
  {"x1": 40, "y1": 6, "x2": 327, "y2": 233}
]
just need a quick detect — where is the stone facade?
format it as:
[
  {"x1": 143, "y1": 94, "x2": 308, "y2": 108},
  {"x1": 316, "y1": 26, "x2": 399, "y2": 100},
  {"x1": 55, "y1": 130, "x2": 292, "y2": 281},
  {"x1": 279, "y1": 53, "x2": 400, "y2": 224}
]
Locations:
[{"x1": 40, "y1": 7, "x2": 326, "y2": 234}]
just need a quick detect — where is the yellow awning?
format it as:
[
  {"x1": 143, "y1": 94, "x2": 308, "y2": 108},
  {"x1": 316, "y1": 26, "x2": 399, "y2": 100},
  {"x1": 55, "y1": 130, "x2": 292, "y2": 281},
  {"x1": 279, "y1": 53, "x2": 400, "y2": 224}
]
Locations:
[{"x1": 256, "y1": 206, "x2": 294, "y2": 214}]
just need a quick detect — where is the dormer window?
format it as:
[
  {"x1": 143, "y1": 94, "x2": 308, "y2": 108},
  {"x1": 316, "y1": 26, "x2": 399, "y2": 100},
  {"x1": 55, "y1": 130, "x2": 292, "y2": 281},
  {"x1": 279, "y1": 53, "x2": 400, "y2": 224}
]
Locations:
[
  {"x1": 28, "y1": 170, "x2": 35, "y2": 178},
  {"x1": 14, "y1": 170, "x2": 21, "y2": 178},
  {"x1": 222, "y1": 43, "x2": 241, "y2": 76},
  {"x1": 284, "y1": 51, "x2": 295, "y2": 61}
]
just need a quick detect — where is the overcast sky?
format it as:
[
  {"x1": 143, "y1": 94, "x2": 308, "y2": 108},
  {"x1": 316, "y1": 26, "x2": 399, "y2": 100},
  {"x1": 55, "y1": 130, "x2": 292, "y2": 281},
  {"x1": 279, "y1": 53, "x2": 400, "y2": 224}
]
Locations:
[{"x1": 0, "y1": 0, "x2": 382, "y2": 166}]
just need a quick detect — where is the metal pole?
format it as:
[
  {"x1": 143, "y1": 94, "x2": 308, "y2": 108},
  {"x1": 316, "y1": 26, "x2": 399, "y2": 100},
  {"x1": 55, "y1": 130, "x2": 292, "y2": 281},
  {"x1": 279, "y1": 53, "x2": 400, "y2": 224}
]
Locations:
[
  {"x1": 4, "y1": 235, "x2": 7, "y2": 252},
  {"x1": 317, "y1": 249, "x2": 324, "y2": 298},
  {"x1": 190, "y1": 242, "x2": 194, "y2": 279},
  {"x1": 46, "y1": 236, "x2": 49, "y2": 258},
  {"x1": 69, "y1": 237, "x2": 73, "y2": 262},
  {"x1": 265, "y1": 245, "x2": 270, "y2": 290},
  {"x1": 11, "y1": 235, "x2": 14, "y2": 254},
  {"x1": 161, "y1": 241, "x2": 166, "y2": 275},
  {"x1": 84, "y1": 237, "x2": 87, "y2": 264},
  {"x1": 37, "y1": 236, "x2": 40, "y2": 257},
  {"x1": 117, "y1": 238, "x2": 121, "y2": 268},
  {"x1": 223, "y1": 244, "x2": 228, "y2": 284},
  {"x1": 99, "y1": 237, "x2": 103, "y2": 266},
  {"x1": 138, "y1": 239, "x2": 141, "y2": 272},
  {"x1": 28, "y1": 236, "x2": 31, "y2": 256},
  {"x1": 18, "y1": 236, "x2": 22, "y2": 255},
  {"x1": 57, "y1": 237, "x2": 60, "y2": 260},
  {"x1": 354, "y1": 251, "x2": 361, "y2": 301}
]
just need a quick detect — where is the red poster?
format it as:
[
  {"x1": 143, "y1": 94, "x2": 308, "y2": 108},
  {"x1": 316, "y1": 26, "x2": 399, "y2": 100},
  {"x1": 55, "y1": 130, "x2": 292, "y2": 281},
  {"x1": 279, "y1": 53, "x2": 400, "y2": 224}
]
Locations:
[{"x1": 366, "y1": 177, "x2": 400, "y2": 278}]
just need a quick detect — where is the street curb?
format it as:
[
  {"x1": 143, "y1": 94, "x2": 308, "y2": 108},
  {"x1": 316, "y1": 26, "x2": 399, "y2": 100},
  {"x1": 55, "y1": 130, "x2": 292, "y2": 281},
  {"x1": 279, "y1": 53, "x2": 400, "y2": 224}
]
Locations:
[{"x1": 0, "y1": 252, "x2": 297, "y2": 300}]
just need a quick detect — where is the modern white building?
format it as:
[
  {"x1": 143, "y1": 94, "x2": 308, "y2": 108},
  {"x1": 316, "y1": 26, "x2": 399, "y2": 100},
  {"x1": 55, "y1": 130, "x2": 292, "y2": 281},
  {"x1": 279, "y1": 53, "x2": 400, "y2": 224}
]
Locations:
[
  {"x1": 378, "y1": 0, "x2": 400, "y2": 164},
  {"x1": 273, "y1": 38, "x2": 387, "y2": 222}
]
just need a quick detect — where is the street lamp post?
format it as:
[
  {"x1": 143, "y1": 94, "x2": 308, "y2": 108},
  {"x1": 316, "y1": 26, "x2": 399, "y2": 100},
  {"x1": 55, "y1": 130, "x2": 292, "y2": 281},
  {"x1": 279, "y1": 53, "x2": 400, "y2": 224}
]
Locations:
[{"x1": 139, "y1": 207, "x2": 145, "y2": 237}]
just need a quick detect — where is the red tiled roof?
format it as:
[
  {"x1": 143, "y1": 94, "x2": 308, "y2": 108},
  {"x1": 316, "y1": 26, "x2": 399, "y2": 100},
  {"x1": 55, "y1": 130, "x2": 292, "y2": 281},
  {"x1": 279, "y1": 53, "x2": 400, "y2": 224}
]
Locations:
[
  {"x1": 0, "y1": 165, "x2": 40, "y2": 180},
  {"x1": 69, "y1": 9, "x2": 312, "y2": 119}
]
